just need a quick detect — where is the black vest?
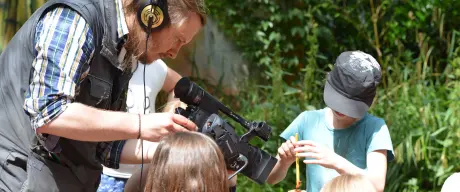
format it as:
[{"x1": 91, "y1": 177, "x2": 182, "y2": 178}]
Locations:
[{"x1": 0, "y1": 0, "x2": 132, "y2": 191}]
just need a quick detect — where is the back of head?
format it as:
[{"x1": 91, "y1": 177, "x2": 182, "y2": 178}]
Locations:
[
  {"x1": 144, "y1": 132, "x2": 228, "y2": 192},
  {"x1": 321, "y1": 174, "x2": 376, "y2": 192},
  {"x1": 441, "y1": 173, "x2": 460, "y2": 192},
  {"x1": 166, "y1": 0, "x2": 207, "y2": 25}
]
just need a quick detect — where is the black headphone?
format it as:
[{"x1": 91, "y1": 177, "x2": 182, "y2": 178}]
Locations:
[
  {"x1": 136, "y1": 1, "x2": 170, "y2": 189},
  {"x1": 137, "y1": 0, "x2": 170, "y2": 32}
]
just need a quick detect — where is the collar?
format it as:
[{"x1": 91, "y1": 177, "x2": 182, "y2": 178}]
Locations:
[
  {"x1": 114, "y1": 0, "x2": 130, "y2": 70},
  {"x1": 114, "y1": 0, "x2": 129, "y2": 39}
]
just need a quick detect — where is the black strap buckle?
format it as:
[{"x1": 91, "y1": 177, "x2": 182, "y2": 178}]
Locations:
[{"x1": 31, "y1": 144, "x2": 62, "y2": 165}]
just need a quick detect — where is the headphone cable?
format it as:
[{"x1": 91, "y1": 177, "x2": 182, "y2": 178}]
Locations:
[
  {"x1": 140, "y1": 1, "x2": 154, "y2": 190},
  {"x1": 139, "y1": 26, "x2": 151, "y2": 192}
]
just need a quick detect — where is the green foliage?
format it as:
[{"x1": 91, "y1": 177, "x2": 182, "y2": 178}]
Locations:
[
  {"x1": 0, "y1": 0, "x2": 45, "y2": 53},
  {"x1": 204, "y1": 0, "x2": 460, "y2": 191}
]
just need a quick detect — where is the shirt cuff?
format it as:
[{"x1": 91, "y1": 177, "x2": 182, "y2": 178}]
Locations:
[
  {"x1": 30, "y1": 99, "x2": 70, "y2": 131},
  {"x1": 30, "y1": 100, "x2": 70, "y2": 153}
]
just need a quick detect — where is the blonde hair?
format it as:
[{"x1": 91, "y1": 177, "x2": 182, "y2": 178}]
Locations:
[
  {"x1": 143, "y1": 132, "x2": 228, "y2": 192},
  {"x1": 321, "y1": 174, "x2": 377, "y2": 192}
]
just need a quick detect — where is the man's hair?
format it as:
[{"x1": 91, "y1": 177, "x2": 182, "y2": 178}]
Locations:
[
  {"x1": 144, "y1": 132, "x2": 229, "y2": 192},
  {"x1": 126, "y1": 0, "x2": 207, "y2": 26}
]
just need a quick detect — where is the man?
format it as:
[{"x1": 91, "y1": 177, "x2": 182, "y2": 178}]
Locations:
[
  {"x1": 97, "y1": 59, "x2": 184, "y2": 192},
  {"x1": 0, "y1": 0, "x2": 205, "y2": 191},
  {"x1": 266, "y1": 51, "x2": 394, "y2": 192}
]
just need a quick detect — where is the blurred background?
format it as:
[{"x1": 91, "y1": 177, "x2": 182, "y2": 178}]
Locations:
[{"x1": 1, "y1": 0, "x2": 459, "y2": 191}]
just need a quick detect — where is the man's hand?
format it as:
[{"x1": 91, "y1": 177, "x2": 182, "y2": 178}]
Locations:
[
  {"x1": 294, "y1": 140, "x2": 342, "y2": 170},
  {"x1": 140, "y1": 112, "x2": 197, "y2": 142},
  {"x1": 277, "y1": 136, "x2": 298, "y2": 165}
]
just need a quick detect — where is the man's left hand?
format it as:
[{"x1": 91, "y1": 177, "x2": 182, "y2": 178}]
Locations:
[{"x1": 294, "y1": 140, "x2": 343, "y2": 170}]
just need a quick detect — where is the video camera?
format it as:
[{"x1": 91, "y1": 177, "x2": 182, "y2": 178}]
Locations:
[{"x1": 173, "y1": 77, "x2": 278, "y2": 184}]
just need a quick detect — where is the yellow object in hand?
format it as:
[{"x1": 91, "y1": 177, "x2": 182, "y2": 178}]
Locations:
[{"x1": 295, "y1": 133, "x2": 301, "y2": 189}]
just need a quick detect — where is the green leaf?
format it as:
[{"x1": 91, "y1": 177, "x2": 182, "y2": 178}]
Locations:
[
  {"x1": 261, "y1": 21, "x2": 273, "y2": 31},
  {"x1": 268, "y1": 32, "x2": 280, "y2": 42},
  {"x1": 285, "y1": 43, "x2": 294, "y2": 51},
  {"x1": 430, "y1": 127, "x2": 448, "y2": 137},
  {"x1": 259, "y1": 102, "x2": 273, "y2": 109},
  {"x1": 284, "y1": 86, "x2": 301, "y2": 96},
  {"x1": 260, "y1": 56, "x2": 272, "y2": 66},
  {"x1": 435, "y1": 139, "x2": 453, "y2": 147},
  {"x1": 256, "y1": 30, "x2": 266, "y2": 37}
]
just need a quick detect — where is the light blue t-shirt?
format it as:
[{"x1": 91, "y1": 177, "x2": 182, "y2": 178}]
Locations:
[{"x1": 280, "y1": 108, "x2": 394, "y2": 192}]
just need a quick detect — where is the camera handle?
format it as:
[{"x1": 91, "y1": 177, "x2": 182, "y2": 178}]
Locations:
[
  {"x1": 240, "y1": 128, "x2": 257, "y2": 143},
  {"x1": 239, "y1": 121, "x2": 272, "y2": 143},
  {"x1": 228, "y1": 154, "x2": 248, "y2": 180}
]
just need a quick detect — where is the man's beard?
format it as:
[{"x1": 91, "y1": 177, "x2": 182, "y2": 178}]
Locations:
[
  {"x1": 122, "y1": 30, "x2": 160, "y2": 70},
  {"x1": 122, "y1": 30, "x2": 144, "y2": 70}
]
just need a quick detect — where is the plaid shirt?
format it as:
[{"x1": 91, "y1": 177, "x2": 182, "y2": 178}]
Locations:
[{"x1": 23, "y1": 0, "x2": 129, "y2": 169}]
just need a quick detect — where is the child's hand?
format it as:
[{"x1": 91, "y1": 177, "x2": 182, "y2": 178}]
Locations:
[
  {"x1": 294, "y1": 140, "x2": 343, "y2": 170},
  {"x1": 227, "y1": 170, "x2": 237, "y2": 187},
  {"x1": 277, "y1": 136, "x2": 297, "y2": 164}
]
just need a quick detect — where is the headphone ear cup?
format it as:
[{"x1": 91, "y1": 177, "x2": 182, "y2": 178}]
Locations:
[
  {"x1": 137, "y1": 0, "x2": 169, "y2": 31},
  {"x1": 137, "y1": 4, "x2": 165, "y2": 30}
]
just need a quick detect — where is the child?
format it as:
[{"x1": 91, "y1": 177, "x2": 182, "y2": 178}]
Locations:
[
  {"x1": 321, "y1": 174, "x2": 376, "y2": 192},
  {"x1": 267, "y1": 51, "x2": 394, "y2": 192},
  {"x1": 124, "y1": 131, "x2": 230, "y2": 192}
]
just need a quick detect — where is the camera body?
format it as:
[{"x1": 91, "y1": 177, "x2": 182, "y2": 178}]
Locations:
[{"x1": 174, "y1": 77, "x2": 278, "y2": 184}]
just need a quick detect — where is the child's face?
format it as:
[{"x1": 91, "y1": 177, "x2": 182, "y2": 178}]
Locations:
[{"x1": 332, "y1": 110, "x2": 358, "y2": 122}]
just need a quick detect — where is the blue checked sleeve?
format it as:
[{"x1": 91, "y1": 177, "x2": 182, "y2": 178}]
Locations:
[
  {"x1": 24, "y1": 7, "x2": 94, "y2": 134},
  {"x1": 23, "y1": 7, "x2": 126, "y2": 168}
]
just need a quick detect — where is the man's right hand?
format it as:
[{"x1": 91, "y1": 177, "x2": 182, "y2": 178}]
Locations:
[
  {"x1": 277, "y1": 136, "x2": 297, "y2": 164},
  {"x1": 37, "y1": 103, "x2": 197, "y2": 143},
  {"x1": 140, "y1": 112, "x2": 197, "y2": 142}
]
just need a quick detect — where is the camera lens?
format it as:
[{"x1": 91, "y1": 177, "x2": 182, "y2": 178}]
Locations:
[
  {"x1": 174, "y1": 77, "x2": 204, "y2": 105},
  {"x1": 188, "y1": 83, "x2": 204, "y2": 105},
  {"x1": 174, "y1": 77, "x2": 192, "y2": 99}
]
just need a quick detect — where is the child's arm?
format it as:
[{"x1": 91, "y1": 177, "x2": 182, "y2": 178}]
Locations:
[
  {"x1": 334, "y1": 150, "x2": 387, "y2": 192},
  {"x1": 120, "y1": 140, "x2": 159, "y2": 164},
  {"x1": 295, "y1": 141, "x2": 388, "y2": 192},
  {"x1": 161, "y1": 67, "x2": 186, "y2": 113},
  {"x1": 266, "y1": 136, "x2": 297, "y2": 185},
  {"x1": 124, "y1": 164, "x2": 150, "y2": 192},
  {"x1": 227, "y1": 170, "x2": 238, "y2": 187}
]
